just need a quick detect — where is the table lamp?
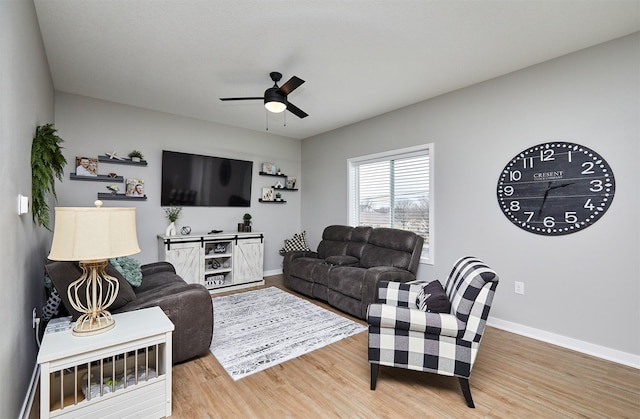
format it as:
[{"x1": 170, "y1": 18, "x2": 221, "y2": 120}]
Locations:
[{"x1": 48, "y1": 200, "x2": 140, "y2": 336}]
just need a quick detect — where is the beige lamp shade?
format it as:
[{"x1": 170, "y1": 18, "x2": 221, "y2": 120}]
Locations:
[{"x1": 48, "y1": 204, "x2": 140, "y2": 261}]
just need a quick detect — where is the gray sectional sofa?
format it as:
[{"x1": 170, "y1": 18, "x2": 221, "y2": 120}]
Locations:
[
  {"x1": 283, "y1": 225, "x2": 424, "y2": 319},
  {"x1": 46, "y1": 261, "x2": 213, "y2": 364}
]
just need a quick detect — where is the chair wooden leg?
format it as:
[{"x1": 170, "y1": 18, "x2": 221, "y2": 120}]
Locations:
[
  {"x1": 370, "y1": 363, "x2": 379, "y2": 390},
  {"x1": 459, "y1": 378, "x2": 475, "y2": 408}
]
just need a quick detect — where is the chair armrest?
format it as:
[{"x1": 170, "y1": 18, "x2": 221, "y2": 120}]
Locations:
[
  {"x1": 367, "y1": 304, "x2": 464, "y2": 338},
  {"x1": 283, "y1": 250, "x2": 318, "y2": 265},
  {"x1": 141, "y1": 261, "x2": 176, "y2": 277},
  {"x1": 376, "y1": 280, "x2": 424, "y2": 306}
]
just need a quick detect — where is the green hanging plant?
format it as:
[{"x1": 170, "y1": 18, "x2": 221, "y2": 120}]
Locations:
[{"x1": 31, "y1": 124, "x2": 67, "y2": 230}]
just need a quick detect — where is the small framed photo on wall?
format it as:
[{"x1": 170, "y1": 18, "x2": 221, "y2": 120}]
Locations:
[
  {"x1": 262, "y1": 162, "x2": 277, "y2": 175},
  {"x1": 261, "y1": 187, "x2": 274, "y2": 201},
  {"x1": 75, "y1": 156, "x2": 98, "y2": 177}
]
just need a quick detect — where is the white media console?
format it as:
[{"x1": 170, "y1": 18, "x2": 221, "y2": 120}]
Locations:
[{"x1": 158, "y1": 231, "x2": 265, "y2": 294}]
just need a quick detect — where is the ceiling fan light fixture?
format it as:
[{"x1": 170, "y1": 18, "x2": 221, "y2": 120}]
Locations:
[{"x1": 264, "y1": 88, "x2": 287, "y2": 113}]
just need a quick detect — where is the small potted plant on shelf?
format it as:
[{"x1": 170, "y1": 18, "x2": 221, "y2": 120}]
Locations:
[
  {"x1": 106, "y1": 185, "x2": 119, "y2": 195},
  {"x1": 275, "y1": 192, "x2": 282, "y2": 201},
  {"x1": 128, "y1": 150, "x2": 144, "y2": 162},
  {"x1": 243, "y1": 213, "x2": 252, "y2": 226}
]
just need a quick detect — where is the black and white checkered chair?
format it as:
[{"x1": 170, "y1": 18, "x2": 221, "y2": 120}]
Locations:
[{"x1": 366, "y1": 256, "x2": 499, "y2": 408}]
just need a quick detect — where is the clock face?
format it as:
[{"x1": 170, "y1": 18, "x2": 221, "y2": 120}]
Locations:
[{"x1": 497, "y1": 142, "x2": 615, "y2": 235}]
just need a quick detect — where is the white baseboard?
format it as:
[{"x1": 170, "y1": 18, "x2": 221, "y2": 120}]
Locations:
[
  {"x1": 19, "y1": 362, "x2": 39, "y2": 419},
  {"x1": 488, "y1": 317, "x2": 640, "y2": 369},
  {"x1": 264, "y1": 268, "x2": 283, "y2": 277}
]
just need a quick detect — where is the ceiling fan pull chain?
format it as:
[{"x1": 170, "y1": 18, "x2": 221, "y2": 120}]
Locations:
[
  {"x1": 266, "y1": 110, "x2": 269, "y2": 131},
  {"x1": 284, "y1": 110, "x2": 287, "y2": 127}
]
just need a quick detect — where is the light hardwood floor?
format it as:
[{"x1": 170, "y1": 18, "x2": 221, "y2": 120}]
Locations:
[{"x1": 32, "y1": 275, "x2": 639, "y2": 418}]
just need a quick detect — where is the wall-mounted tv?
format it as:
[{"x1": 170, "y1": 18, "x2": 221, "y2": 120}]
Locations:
[{"x1": 161, "y1": 150, "x2": 253, "y2": 207}]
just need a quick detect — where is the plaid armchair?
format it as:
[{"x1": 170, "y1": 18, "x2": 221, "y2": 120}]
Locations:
[{"x1": 366, "y1": 256, "x2": 499, "y2": 408}]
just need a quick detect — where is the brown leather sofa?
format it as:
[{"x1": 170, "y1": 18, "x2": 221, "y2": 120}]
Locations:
[
  {"x1": 283, "y1": 225, "x2": 424, "y2": 319},
  {"x1": 45, "y1": 261, "x2": 213, "y2": 364}
]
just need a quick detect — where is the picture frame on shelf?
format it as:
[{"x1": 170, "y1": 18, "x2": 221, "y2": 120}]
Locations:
[
  {"x1": 286, "y1": 177, "x2": 297, "y2": 189},
  {"x1": 126, "y1": 179, "x2": 145, "y2": 197},
  {"x1": 261, "y1": 187, "x2": 274, "y2": 201},
  {"x1": 75, "y1": 156, "x2": 98, "y2": 177},
  {"x1": 262, "y1": 162, "x2": 277, "y2": 175}
]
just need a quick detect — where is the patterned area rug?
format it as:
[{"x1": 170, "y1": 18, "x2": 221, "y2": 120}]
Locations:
[{"x1": 210, "y1": 287, "x2": 366, "y2": 380}]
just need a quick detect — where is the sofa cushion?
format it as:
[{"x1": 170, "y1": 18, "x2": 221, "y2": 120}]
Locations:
[
  {"x1": 328, "y1": 267, "x2": 366, "y2": 300},
  {"x1": 417, "y1": 280, "x2": 451, "y2": 313},
  {"x1": 317, "y1": 225, "x2": 353, "y2": 259},
  {"x1": 289, "y1": 257, "x2": 326, "y2": 282},
  {"x1": 46, "y1": 261, "x2": 137, "y2": 320},
  {"x1": 360, "y1": 244, "x2": 413, "y2": 270}
]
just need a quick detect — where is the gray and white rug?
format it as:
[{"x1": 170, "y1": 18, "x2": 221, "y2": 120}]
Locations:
[{"x1": 210, "y1": 287, "x2": 366, "y2": 380}]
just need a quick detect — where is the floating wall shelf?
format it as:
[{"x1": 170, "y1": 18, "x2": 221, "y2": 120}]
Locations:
[
  {"x1": 98, "y1": 155, "x2": 148, "y2": 166},
  {"x1": 70, "y1": 174, "x2": 124, "y2": 182}
]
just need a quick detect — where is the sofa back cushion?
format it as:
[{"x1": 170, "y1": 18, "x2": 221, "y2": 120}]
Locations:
[
  {"x1": 345, "y1": 226, "x2": 372, "y2": 259},
  {"x1": 317, "y1": 225, "x2": 354, "y2": 259},
  {"x1": 360, "y1": 228, "x2": 422, "y2": 272}
]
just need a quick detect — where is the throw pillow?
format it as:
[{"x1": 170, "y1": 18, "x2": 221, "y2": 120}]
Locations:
[
  {"x1": 416, "y1": 280, "x2": 451, "y2": 313},
  {"x1": 45, "y1": 261, "x2": 136, "y2": 320},
  {"x1": 42, "y1": 288, "x2": 62, "y2": 321},
  {"x1": 109, "y1": 256, "x2": 143, "y2": 287},
  {"x1": 280, "y1": 231, "x2": 311, "y2": 254}
]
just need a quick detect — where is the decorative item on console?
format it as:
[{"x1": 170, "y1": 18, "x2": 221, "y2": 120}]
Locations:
[
  {"x1": 239, "y1": 213, "x2": 252, "y2": 232},
  {"x1": 180, "y1": 226, "x2": 191, "y2": 235},
  {"x1": 163, "y1": 206, "x2": 182, "y2": 236}
]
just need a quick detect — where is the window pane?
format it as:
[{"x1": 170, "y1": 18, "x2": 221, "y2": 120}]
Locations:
[{"x1": 349, "y1": 146, "x2": 432, "y2": 262}]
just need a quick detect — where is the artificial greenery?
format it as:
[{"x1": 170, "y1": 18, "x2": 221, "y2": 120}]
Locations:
[
  {"x1": 31, "y1": 124, "x2": 67, "y2": 230},
  {"x1": 128, "y1": 150, "x2": 144, "y2": 159},
  {"x1": 164, "y1": 206, "x2": 182, "y2": 222},
  {"x1": 243, "y1": 213, "x2": 252, "y2": 221}
]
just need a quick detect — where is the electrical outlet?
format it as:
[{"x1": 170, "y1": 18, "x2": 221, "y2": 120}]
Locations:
[
  {"x1": 514, "y1": 281, "x2": 525, "y2": 295},
  {"x1": 32, "y1": 308, "x2": 37, "y2": 328}
]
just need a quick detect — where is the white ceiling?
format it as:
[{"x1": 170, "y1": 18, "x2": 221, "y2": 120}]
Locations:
[{"x1": 34, "y1": 0, "x2": 639, "y2": 140}]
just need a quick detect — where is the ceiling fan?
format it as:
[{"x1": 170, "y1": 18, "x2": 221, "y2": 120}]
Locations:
[{"x1": 220, "y1": 72, "x2": 308, "y2": 119}]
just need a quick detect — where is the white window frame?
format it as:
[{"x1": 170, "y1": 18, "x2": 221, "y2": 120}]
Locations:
[{"x1": 347, "y1": 144, "x2": 434, "y2": 265}]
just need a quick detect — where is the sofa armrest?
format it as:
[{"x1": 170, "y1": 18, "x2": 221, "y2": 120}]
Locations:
[
  {"x1": 359, "y1": 267, "x2": 416, "y2": 318},
  {"x1": 141, "y1": 261, "x2": 176, "y2": 277},
  {"x1": 283, "y1": 250, "x2": 318, "y2": 264}
]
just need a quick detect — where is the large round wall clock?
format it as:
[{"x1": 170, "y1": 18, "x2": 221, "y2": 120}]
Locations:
[{"x1": 497, "y1": 142, "x2": 615, "y2": 236}]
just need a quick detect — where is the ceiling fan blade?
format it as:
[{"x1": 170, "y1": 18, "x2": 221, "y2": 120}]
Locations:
[
  {"x1": 286, "y1": 102, "x2": 308, "y2": 119},
  {"x1": 219, "y1": 97, "x2": 264, "y2": 101},
  {"x1": 278, "y1": 76, "x2": 305, "y2": 95}
]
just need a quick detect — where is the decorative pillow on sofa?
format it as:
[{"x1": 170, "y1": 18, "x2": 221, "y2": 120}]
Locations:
[
  {"x1": 45, "y1": 261, "x2": 137, "y2": 320},
  {"x1": 416, "y1": 280, "x2": 451, "y2": 313},
  {"x1": 280, "y1": 231, "x2": 311, "y2": 254},
  {"x1": 109, "y1": 256, "x2": 143, "y2": 287}
]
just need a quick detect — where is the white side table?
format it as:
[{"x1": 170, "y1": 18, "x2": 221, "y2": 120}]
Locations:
[{"x1": 37, "y1": 306, "x2": 174, "y2": 418}]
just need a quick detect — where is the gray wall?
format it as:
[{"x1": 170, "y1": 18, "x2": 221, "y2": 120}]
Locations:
[
  {"x1": 53, "y1": 93, "x2": 302, "y2": 274},
  {"x1": 302, "y1": 34, "x2": 639, "y2": 360},
  {"x1": 0, "y1": 0, "x2": 55, "y2": 417}
]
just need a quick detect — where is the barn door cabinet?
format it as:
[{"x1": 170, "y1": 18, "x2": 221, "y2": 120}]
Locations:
[{"x1": 158, "y1": 232, "x2": 264, "y2": 293}]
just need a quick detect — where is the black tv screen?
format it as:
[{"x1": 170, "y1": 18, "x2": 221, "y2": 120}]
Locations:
[{"x1": 161, "y1": 150, "x2": 253, "y2": 207}]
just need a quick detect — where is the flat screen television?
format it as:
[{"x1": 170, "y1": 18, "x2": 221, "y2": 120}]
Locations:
[{"x1": 161, "y1": 150, "x2": 253, "y2": 207}]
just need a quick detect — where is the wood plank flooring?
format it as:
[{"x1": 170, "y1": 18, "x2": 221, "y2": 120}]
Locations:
[
  {"x1": 170, "y1": 276, "x2": 639, "y2": 418},
  {"x1": 31, "y1": 275, "x2": 639, "y2": 418}
]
